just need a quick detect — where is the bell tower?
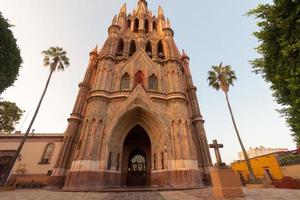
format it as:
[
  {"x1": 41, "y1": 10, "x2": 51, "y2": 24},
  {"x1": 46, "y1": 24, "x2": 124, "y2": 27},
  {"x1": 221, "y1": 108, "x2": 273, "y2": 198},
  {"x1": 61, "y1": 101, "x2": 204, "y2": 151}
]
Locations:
[{"x1": 49, "y1": 0, "x2": 212, "y2": 191}]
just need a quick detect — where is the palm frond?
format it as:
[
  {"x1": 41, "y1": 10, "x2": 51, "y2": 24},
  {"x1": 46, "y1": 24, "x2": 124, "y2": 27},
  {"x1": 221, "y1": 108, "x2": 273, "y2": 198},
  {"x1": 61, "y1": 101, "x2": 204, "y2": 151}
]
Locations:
[
  {"x1": 207, "y1": 62, "x2": 237, "y2": 92},
  {"x1": 41, "y1": 47, "x2": 70, "y2": 72}
]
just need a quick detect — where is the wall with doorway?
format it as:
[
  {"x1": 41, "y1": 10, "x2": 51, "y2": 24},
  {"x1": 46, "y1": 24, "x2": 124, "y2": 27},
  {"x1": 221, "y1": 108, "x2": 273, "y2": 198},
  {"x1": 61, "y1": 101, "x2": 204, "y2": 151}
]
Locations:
[
  {"x1": 0, "y1": 134, "x2": 63, "y2": 186},
  {"x1": 231, "y1": 153, "x2": 284, "y2": 181}
]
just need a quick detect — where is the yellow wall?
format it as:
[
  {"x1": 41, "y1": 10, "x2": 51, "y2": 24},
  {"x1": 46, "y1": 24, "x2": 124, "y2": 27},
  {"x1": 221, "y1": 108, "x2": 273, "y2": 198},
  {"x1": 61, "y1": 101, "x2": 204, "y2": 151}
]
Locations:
[
  {"x1": 231, "y1": 154, "x2": 284, "y2": 181},
  {"x1": 0, "y1": 136, "x2": 62, "y2": 175}
]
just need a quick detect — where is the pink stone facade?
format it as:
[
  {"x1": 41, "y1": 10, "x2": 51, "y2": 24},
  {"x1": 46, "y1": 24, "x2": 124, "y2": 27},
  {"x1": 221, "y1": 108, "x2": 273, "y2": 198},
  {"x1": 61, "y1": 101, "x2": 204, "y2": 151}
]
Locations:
[{"x1": 49, "y1": 0, "x2": 212, "y2": 191}]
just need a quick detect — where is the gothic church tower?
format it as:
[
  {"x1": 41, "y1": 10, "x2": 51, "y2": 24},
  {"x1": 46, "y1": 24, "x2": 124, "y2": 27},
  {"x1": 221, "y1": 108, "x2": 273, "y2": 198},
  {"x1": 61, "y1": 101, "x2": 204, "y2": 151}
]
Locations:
[{"x1": 49, "y1": 0, "x2": 212, "y2": 191}]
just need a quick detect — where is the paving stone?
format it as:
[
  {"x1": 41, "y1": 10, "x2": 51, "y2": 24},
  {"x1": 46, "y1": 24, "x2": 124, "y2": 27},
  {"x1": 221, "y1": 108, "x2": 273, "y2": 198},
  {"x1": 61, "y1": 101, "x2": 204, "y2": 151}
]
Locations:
[{"x1": 0, "y1": 188, "x2": 300, "y2": 200}]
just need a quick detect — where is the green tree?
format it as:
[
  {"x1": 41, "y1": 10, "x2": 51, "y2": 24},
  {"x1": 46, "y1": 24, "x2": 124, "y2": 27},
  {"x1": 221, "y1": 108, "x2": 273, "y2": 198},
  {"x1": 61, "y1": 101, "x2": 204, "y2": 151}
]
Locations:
[
  {"x1": 0, "y1": 47, "x2": 70, "y2": 186},
  {"x1": 0, "y1": 12, "x2": 22, "y2": 94},
  {"x1": 207, "y1": 62, "x2": 259, "y2": 183},
  {"x1": 248, "y1": 0, "x2": 300, "y2": 145},
  {"x1": 0, "y1": 101, "x2": 23, "y2": 133}
]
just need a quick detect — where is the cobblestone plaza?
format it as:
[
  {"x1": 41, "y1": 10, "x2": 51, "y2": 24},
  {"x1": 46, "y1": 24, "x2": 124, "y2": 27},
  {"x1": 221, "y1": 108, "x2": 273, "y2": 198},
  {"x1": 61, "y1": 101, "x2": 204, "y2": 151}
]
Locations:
[{"x1": 1, "y1": 188, "x2": 300, "y2": 200}]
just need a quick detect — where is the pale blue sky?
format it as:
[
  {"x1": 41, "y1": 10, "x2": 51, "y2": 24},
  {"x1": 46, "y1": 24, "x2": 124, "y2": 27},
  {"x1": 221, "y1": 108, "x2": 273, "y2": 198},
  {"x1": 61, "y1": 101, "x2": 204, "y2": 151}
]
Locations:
[{"x1": 0, "y1": 0, "x2": 295, "y2": 163}]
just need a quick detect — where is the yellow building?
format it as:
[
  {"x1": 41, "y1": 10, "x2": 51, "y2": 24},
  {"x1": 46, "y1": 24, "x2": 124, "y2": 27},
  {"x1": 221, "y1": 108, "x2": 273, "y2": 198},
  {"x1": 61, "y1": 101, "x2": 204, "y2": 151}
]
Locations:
[
  {"x1": 231, "y1": 153, "x2": 284, "y2": 183},
  {"x1": 231, "y1": 149, "x2": 300, "y2": 186}
]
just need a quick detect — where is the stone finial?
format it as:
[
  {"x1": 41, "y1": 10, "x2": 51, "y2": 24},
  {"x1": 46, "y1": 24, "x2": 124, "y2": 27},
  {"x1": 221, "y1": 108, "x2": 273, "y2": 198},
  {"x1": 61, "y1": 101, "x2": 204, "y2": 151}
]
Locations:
[
  {"x1": 138, "y1": 0, "x2": 148, "y2": 7},
  {"x1": 182, "y1": 49, "x2": 187, "y2": 57},
  {"x1": 92, "y1": 45, "x2": 98, "y2": 53},
  {"x1": 181, "y1": 49, "x2": 190, "y2": 61},
  {"x1": 158, "y1": 5, "x2": 164, "y2": 16},
  {"x1": 112, "y1": 15, "x2": 118, "y2": 25},
  {"x1": 136, "y1": 0, "x2": 148, "y2": 15},
  {"x1": 119, "y1": 3, "x2": 127, "y2": 15},
  {"x1": 90, "y1": 45, "x2": 98, "y2": 56},
  {"x1": 166, "y1": 18, "x2": 171, "y2": 28}
]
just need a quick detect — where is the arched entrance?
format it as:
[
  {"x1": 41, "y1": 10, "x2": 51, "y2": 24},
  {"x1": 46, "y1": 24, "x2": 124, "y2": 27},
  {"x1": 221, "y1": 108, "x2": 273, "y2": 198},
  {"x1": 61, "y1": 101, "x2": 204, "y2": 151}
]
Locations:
[
  {"x1": 127, "y1": 149, "x2": 146, "y2": 186},
  {"x1": 121, "y1": 125, "x2": 151, "y2": 187}
]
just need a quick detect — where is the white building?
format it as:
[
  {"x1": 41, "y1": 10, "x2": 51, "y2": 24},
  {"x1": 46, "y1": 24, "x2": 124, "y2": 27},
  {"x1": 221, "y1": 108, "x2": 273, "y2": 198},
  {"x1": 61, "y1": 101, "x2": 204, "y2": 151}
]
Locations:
[{"x1": 238, "y1": 146, "x2": 288, "y2": 160}]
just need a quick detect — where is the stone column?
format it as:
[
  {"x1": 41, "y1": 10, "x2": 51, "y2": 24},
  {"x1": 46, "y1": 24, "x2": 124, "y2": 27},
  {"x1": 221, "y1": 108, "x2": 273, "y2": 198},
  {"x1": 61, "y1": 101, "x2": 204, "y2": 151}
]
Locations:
[
  {"x1": 182, "y1": 55, "x2": 213, "y2": 184},
  {"x1": 48, "y1": 50, "x2": 98, "y2": 188}
]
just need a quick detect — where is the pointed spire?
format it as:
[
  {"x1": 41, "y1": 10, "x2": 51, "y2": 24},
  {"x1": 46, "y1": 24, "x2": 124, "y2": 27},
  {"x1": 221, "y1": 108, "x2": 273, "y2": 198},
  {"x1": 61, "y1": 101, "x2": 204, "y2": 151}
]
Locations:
[
  {"x1": 158, "y1": 5, "x2": 164, "y2": 16},
  {"x1": 112, "y1": 15, "x2": 118, "y2": 25},
  {"x1": 135, "y1": 0, "x2": 148, "y2": 15},
  {"x1": 138, "y1": 0, "x2": 148, "y2": 7},
  {"x1": 93, "y1": 45, "x2": 98, "y2": 53},
  {"x1": 181, "y1": 49, "x2": 190, "y2": 60},
  {"x1": 90, "y1": 45, "x2": 98, "y2": 56},
  {"x1": 182, "y1": 49, "x2": 187, "y2": 57},
  {"x1": 119, "y1": 3, "x2": 127, "y2": 15},
  {"x1": 166, "y1": 18, "x2": 171, "y2": 28}
]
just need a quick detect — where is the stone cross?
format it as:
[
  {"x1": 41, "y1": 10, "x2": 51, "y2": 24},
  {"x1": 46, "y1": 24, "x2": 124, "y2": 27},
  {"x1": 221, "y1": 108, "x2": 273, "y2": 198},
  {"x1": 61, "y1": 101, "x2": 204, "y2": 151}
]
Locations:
[{"x1": 209, "y1": 139, "x2": 224, "y2": 166}]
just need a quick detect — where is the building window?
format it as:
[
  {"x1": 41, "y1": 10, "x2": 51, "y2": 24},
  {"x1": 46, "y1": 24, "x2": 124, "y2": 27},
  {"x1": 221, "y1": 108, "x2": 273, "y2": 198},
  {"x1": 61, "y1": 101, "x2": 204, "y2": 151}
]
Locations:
[
  {"x1": 145, "y1": 19, "x2": 149, "y2": 33},
  {"x1": 120, "y1": 73, "x2": 130, "y2": 90},
  {"x1": 153, "y1": 21, "x2": 157, "y2": 31},
  {"x1": 148, "y1": 74, "x2": 158, "y2": 91},
  {"x1": 39, "y1": 143, "x2": 55, "y2": 164},
  {"x1": 127, "y1": 19, "x2": 131, "y2": 30},
  {"x1": 129, "y1": 40, "x2": 136, "y2": 57},
  {"x1": 157, "y1": 40, "x2": 165, "y2": 59},
  {"x1": 146, "y1": 41, "x2": 152, "y2": 58},
  {"x1": 116, "y1": 39, "x2": 124, "y2": 56},
  {"x1": 134, "y1": 18, "x2": 139, "y2": 32}
]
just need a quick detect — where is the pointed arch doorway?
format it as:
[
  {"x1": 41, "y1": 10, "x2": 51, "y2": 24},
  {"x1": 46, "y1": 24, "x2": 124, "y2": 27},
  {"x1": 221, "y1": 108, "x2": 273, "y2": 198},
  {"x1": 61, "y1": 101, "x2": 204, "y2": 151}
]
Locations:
[{"x1": 121, "y1": 125, "x2": 151, "y2": 187}]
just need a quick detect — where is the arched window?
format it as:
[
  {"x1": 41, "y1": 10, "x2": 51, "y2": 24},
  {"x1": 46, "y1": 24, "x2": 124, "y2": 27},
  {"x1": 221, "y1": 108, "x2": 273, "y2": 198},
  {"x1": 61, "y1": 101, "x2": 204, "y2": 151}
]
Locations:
[
  {"x1": 135, "y1": 70, "x2": 145, "y2": 87},
  {"x1": 116, "y1": 39, "x2": 124, "y2": 56},
  {"x1": 134, "y1": 18, "x2": 139, "y2": 32},
  {"x1": 145, "y1": 41, "x2": 152, "y2": 58},
  {"x1": 144, "y1": 19, "x2": 149, "y2": 33},
  {"x1": 39, "y1": 143, "x2": 55, "y2": 164},
  {"x1": 127, "y1": 19, "x2": 131, "y2": 30},
  {"x1": 120, "y1": 73, "x2": 130, "y2": 90},
  {"x1": 129, "y1": 40, "x2": 136, "y2": 57},
  {"x1": 153, "y1": 21, "x2": 157, "y2": 31},
  {"x1": 149, "y1": 74, "x2": 158, "y2": 91},
  {"x1": 157, "y1": 40, "x2": 165, "y2": 59}
]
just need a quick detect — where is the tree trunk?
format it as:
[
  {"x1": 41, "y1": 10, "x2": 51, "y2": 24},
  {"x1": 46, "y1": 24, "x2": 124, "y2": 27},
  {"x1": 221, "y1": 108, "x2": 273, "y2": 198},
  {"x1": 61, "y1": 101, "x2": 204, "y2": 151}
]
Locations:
[
  {"x1": 224, "y1": 91, "x2": 258, "y2": 183},
  {"x1": 0, "y1": 69, "x2": 54, "y2": 186}
]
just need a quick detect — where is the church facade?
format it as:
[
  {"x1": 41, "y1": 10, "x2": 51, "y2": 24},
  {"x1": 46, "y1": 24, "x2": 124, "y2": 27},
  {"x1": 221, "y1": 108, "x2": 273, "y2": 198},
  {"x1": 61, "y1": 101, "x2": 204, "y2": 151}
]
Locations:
[{"x1": 49, "y1": 0, "x2": 212, "y2": 191}]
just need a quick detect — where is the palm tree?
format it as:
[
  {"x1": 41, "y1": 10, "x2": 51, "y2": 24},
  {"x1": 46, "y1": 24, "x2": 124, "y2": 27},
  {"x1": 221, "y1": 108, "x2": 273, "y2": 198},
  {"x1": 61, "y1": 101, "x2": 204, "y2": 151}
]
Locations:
[
  {"x1": 207, "y1": 62, "x2": 258, "y2": 183},
  {"x1": 0, "y1": 47, "x2": 69, "y2": 186}
]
